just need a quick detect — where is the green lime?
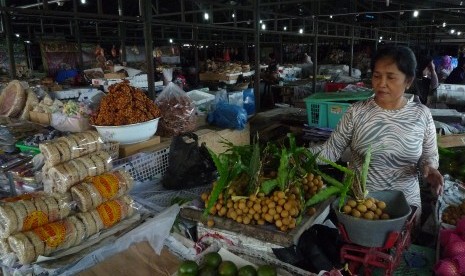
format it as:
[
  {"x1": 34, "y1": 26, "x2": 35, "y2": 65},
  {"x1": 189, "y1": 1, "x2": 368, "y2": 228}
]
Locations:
[
  {"x1": 178, "y1": 260, "x2": 199, "y2": 275},
  {"x1": 256, "y1": 265, "x2": 277, "y2": 276},
  {"x1": 238, "y1": 265, "x2": 257, "y2": 276},
  {"x1": 203, "y1": 252, "x2": 223, "y2": 268},
  {"x1": 199, "y1": 265, "x2": 218, "y2": 276},
  {"x1": 218, "y1": 260, "x2": 238, "y2": 276}
]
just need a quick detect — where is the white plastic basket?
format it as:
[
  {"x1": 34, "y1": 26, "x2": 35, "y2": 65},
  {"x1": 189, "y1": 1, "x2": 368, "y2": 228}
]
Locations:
[{"x1": 112, "y1": 147, "x2": 170, "y2": 182}]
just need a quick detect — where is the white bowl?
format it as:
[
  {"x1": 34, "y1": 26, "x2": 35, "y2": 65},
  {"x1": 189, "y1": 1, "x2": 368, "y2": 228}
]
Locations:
[{"x1": 93, "y1": 117, "x2": 160, "y2": 145}]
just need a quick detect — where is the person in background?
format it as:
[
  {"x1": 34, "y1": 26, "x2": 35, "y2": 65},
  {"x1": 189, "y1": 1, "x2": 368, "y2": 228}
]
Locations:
[
  {"x1": 303, "y1": 53, "x2": 313, "y2": 65},
  {"x1": 444, "y1": 56, "x2": 465, "y2": 84},
  {"x1": 407, "y1": 56, "x2": 438, "y2": 106},
  {"x1": 437, "y1": 55, "x2": 453, "y2": 82},
  {"x1": 309, "y1": 46, "x2": 443, "y2": 214},
  {"x1": 264, "y1": 52, "x2": 279, "y2": 84}
]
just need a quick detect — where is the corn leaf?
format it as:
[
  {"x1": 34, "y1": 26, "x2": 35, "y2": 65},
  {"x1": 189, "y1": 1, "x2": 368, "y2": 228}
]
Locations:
[
  {"x1": 203, "y1": 149, "x2": 230, "y2": 216},
  {"x1": 277, "y1": 149, "x2": 289, "y2": 191},
  {"x1": 288, "y1": 133, "x2": 297, "y2": 151},
  {"x1": 338, "y1": 173, "x2": 354, "y2": 210},
  {"x1": 247, "y1": 141, "x2": 262, "y2": 194},
  {"x1": 305, "y1": 186, "x2": 341, "y2": 207},
  {"x1": 318, "y1": 156, "x2": 354, "y2": 176},
  {"x1": 313, "y1": 168, "x2": 344, "y2": 189},
  {"x1": 360, "y1": 145, "x2": 372, "y2": 196},
  {"x1": 302, "y1": 149, "x2": 319, "y2": 172},
  {"x1": 260, "y1": 179, "x2": 278, "y2": 194}
]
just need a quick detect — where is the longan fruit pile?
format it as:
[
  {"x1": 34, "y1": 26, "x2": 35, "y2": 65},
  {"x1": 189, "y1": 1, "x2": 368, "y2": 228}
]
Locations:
[
  {"x1": 341, "y1": 197, "x2": 390, "y2": 220},
  {"x1": 301, "y1": 173, "x2": 324, "y2": 200},
  {"x1": 201, "y1": 190, "x2": 302, "y2": 232},
  {"x1": 442, "y1": 201, "x2": 465, "y2": 226}
]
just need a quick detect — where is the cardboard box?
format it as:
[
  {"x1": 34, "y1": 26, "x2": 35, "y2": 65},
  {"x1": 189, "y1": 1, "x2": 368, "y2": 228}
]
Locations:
[
  {"x1": 104, "y1": 72, "x2": 127, "y2": 79},
  {"x1": 197, "y1": 125, "x2": 250, "y2": 154},
  {"x1": 79, "y1": 242, "x2": 180, "y2": 276},
  {"x1": 122, "y1": 125, "x2": 250, "y2": 156},
  {"x1": 438, "y1": 134, "x2": 465, "y2": 148},
  {"x1": 119, "y1": 135, "x2": 161, "y2": 157},
  {"x1": 199, "y1": 72, "x2": 239, "y2": 82},
  {"x1": 29, "y1": 111, "x2": 51, "y2": 125}
]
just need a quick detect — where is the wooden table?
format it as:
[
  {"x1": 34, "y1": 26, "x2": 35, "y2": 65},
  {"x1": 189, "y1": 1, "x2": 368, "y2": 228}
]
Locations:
[{"x1": 180, "y1": 197, "x2": 333, "y2": 248}]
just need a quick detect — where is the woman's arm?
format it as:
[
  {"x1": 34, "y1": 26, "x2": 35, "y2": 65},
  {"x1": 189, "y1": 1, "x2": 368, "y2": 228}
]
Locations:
[{"x1": 419, "y1": 110, "x2": 443, "y2": 195}]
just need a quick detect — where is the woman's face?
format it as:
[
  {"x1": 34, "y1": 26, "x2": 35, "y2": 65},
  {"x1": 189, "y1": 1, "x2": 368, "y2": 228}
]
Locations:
[{"x1": 371, "y1": 57, "x2": 412, "y2": 109}]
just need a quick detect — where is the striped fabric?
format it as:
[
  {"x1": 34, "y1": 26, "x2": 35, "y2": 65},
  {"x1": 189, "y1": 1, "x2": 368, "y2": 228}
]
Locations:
[{"x1": 310, "y1": 98, "x2": 439, "y2": 208}]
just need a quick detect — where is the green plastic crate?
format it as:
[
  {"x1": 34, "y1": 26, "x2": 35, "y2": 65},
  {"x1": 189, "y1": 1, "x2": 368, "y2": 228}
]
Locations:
[{"x1": 304, "y1": 91, "x2": 373, "y2": 129}]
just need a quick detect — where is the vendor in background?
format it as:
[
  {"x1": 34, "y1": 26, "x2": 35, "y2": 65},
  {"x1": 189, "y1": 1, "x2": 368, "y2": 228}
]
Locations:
[
  {"x1": 437, "y1": 55, "x2": 453, "y2": 82},
  {"x1": 444, "y1": 56, "x2": 465, "y2": 84},
  {"x1": 303, "y1": 53, "x2": 313, "y2": 66},
  {"x1": 309, "y1": 46, "x2": 443, "y2": 214},
  {"x1": 407, "y1": 56, "x2": 438, "y2": 106},
  {"x1": 262, "y1": 53, "x2": 279, "y2": 84}
]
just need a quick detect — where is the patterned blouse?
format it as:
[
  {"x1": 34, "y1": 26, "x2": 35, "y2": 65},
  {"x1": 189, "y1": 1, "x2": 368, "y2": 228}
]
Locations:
[{"x1": 310, "y1": 98, "x2": 439, "y2": 208}]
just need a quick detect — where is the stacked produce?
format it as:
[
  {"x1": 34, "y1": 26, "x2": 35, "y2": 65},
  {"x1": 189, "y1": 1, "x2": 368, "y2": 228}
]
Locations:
[
  {"x1": 0, "y1": 193, "x2": 72, "y2": 263},
  {"x1": 178, "y1": 251, "x2": 278, "y2": 276},
  {"x1": 70, "y1": 170, "x2": 134, "y2": 212},
  {"x1": 435, "y1": 217, "x2": 465, "y2": 275},
  {"x1": 39, "y1": 130, "x2": 110, "y2": 193},
  {"x1": 340, "y1": 197, "x2": 390, "y2": 220},
  {"x1": 0, "y1": 131, "x2": 137, "y2": 265},
  {"x1": 200, "y1": 135, "x2": 327, "y2": 232},
  {"x1": 201, "y1": 60, "x2": 251, "y2": 74}
]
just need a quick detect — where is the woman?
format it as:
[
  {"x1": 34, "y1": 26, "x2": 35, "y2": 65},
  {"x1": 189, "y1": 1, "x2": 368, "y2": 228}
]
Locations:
[
  {"x1": 407, "y1": 56, "x2": 438, "y2": 106},
  {"x1": 445, "y1": 56, "x2": 465, "y2": 84},
  {"x1": 437, "y1": 55, "x2": 453, "y2": 82},
  {"x1": 310, "y1": 46, "x2": 443, "y2": 211}
]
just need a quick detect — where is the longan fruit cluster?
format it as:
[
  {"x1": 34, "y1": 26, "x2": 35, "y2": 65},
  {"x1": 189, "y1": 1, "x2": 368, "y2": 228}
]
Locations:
[
  {"x1": 301, "y1": 173, "x2": 324, "y2": 199},
  {"x1": 442, "y1": 201, "x2": 465, "y2": 226},
  {"x1": 341, "y1": 197, "x2": 390, "y2": 220},
  {"x1": 201, "y1": 190, "x2": 302, "y2": 232}
]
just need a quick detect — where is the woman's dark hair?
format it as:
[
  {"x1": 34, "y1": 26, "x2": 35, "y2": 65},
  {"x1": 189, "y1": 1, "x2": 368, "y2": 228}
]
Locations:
[{"x1": 370, "y1": 46, "x2": 417, "y2": 80}]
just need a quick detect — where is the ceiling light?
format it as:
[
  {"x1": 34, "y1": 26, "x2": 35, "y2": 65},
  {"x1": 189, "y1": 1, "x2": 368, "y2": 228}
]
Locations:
[
  {"x1": 299, "y1": 28, "x2": 304, "y2": 34},
  {"x1": 169, "y1": 38, "x2": 173, "y2": 43},
  {"x1": 204, "y1": 12, "x2": 209, "y2": 20},
  {"x1": 15, "y1": 33, "x2": 20, "y2": 37},
  {"x1": 80, "y1": 0, "x2": 86, "y2": 4},
  {"x1": 283, "y1": 26, "x2": 287, "y2": 31},
  {"x1": 259, "y1": 20, "x2": 263, "y2": 24},
  {"x1": 451, "y1": 29, "x2": 455, "y2": 34},
  {"x1": 261, "y1": 24, "x2": 266, "y2": 30},
  {"x1": 232, "y1": 13, "x2": 235, "y2": 18},
  {"x1": 57, "y1": 1, "x2": 64, "y2": 6},
  {"x1": 379, "y1": 36, "x2": 383, "y2": 40},
  {"x1": 24, "y1": 40, "x2": 30, "y2": 44},
  {"x1": 443, "y1": 22, "x2": 447, "y2": 27},
  {"x1": 329, "y1": 15, "x2": 333, "y2": 19},
  {"x1": 413, "y1": 10, "x2": 419, "y2": 17}
]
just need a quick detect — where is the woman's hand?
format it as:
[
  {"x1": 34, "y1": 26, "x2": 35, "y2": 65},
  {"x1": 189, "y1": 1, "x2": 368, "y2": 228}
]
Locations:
[{"x1": 424, "y1": 166, "x2": 444, "y2": 196}]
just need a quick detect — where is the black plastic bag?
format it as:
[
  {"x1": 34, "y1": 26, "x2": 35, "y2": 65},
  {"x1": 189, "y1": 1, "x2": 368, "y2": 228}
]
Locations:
[
  {"x1": 162, "y1": 132, "x2": 217, "y2": 190},
  {"x1": 295, "y1": 224, "x2": 343, "y2": 272}
]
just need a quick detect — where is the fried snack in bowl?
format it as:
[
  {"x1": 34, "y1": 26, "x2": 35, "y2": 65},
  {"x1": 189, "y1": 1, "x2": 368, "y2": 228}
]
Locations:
[{"x1": 91, "y1": 81, "x2": 161, "y2": 144}]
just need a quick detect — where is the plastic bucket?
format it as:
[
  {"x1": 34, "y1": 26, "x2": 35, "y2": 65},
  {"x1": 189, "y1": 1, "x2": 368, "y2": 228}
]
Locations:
[{"x1": 332, "y1": 190, "x2": 411, "y2": 248}]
